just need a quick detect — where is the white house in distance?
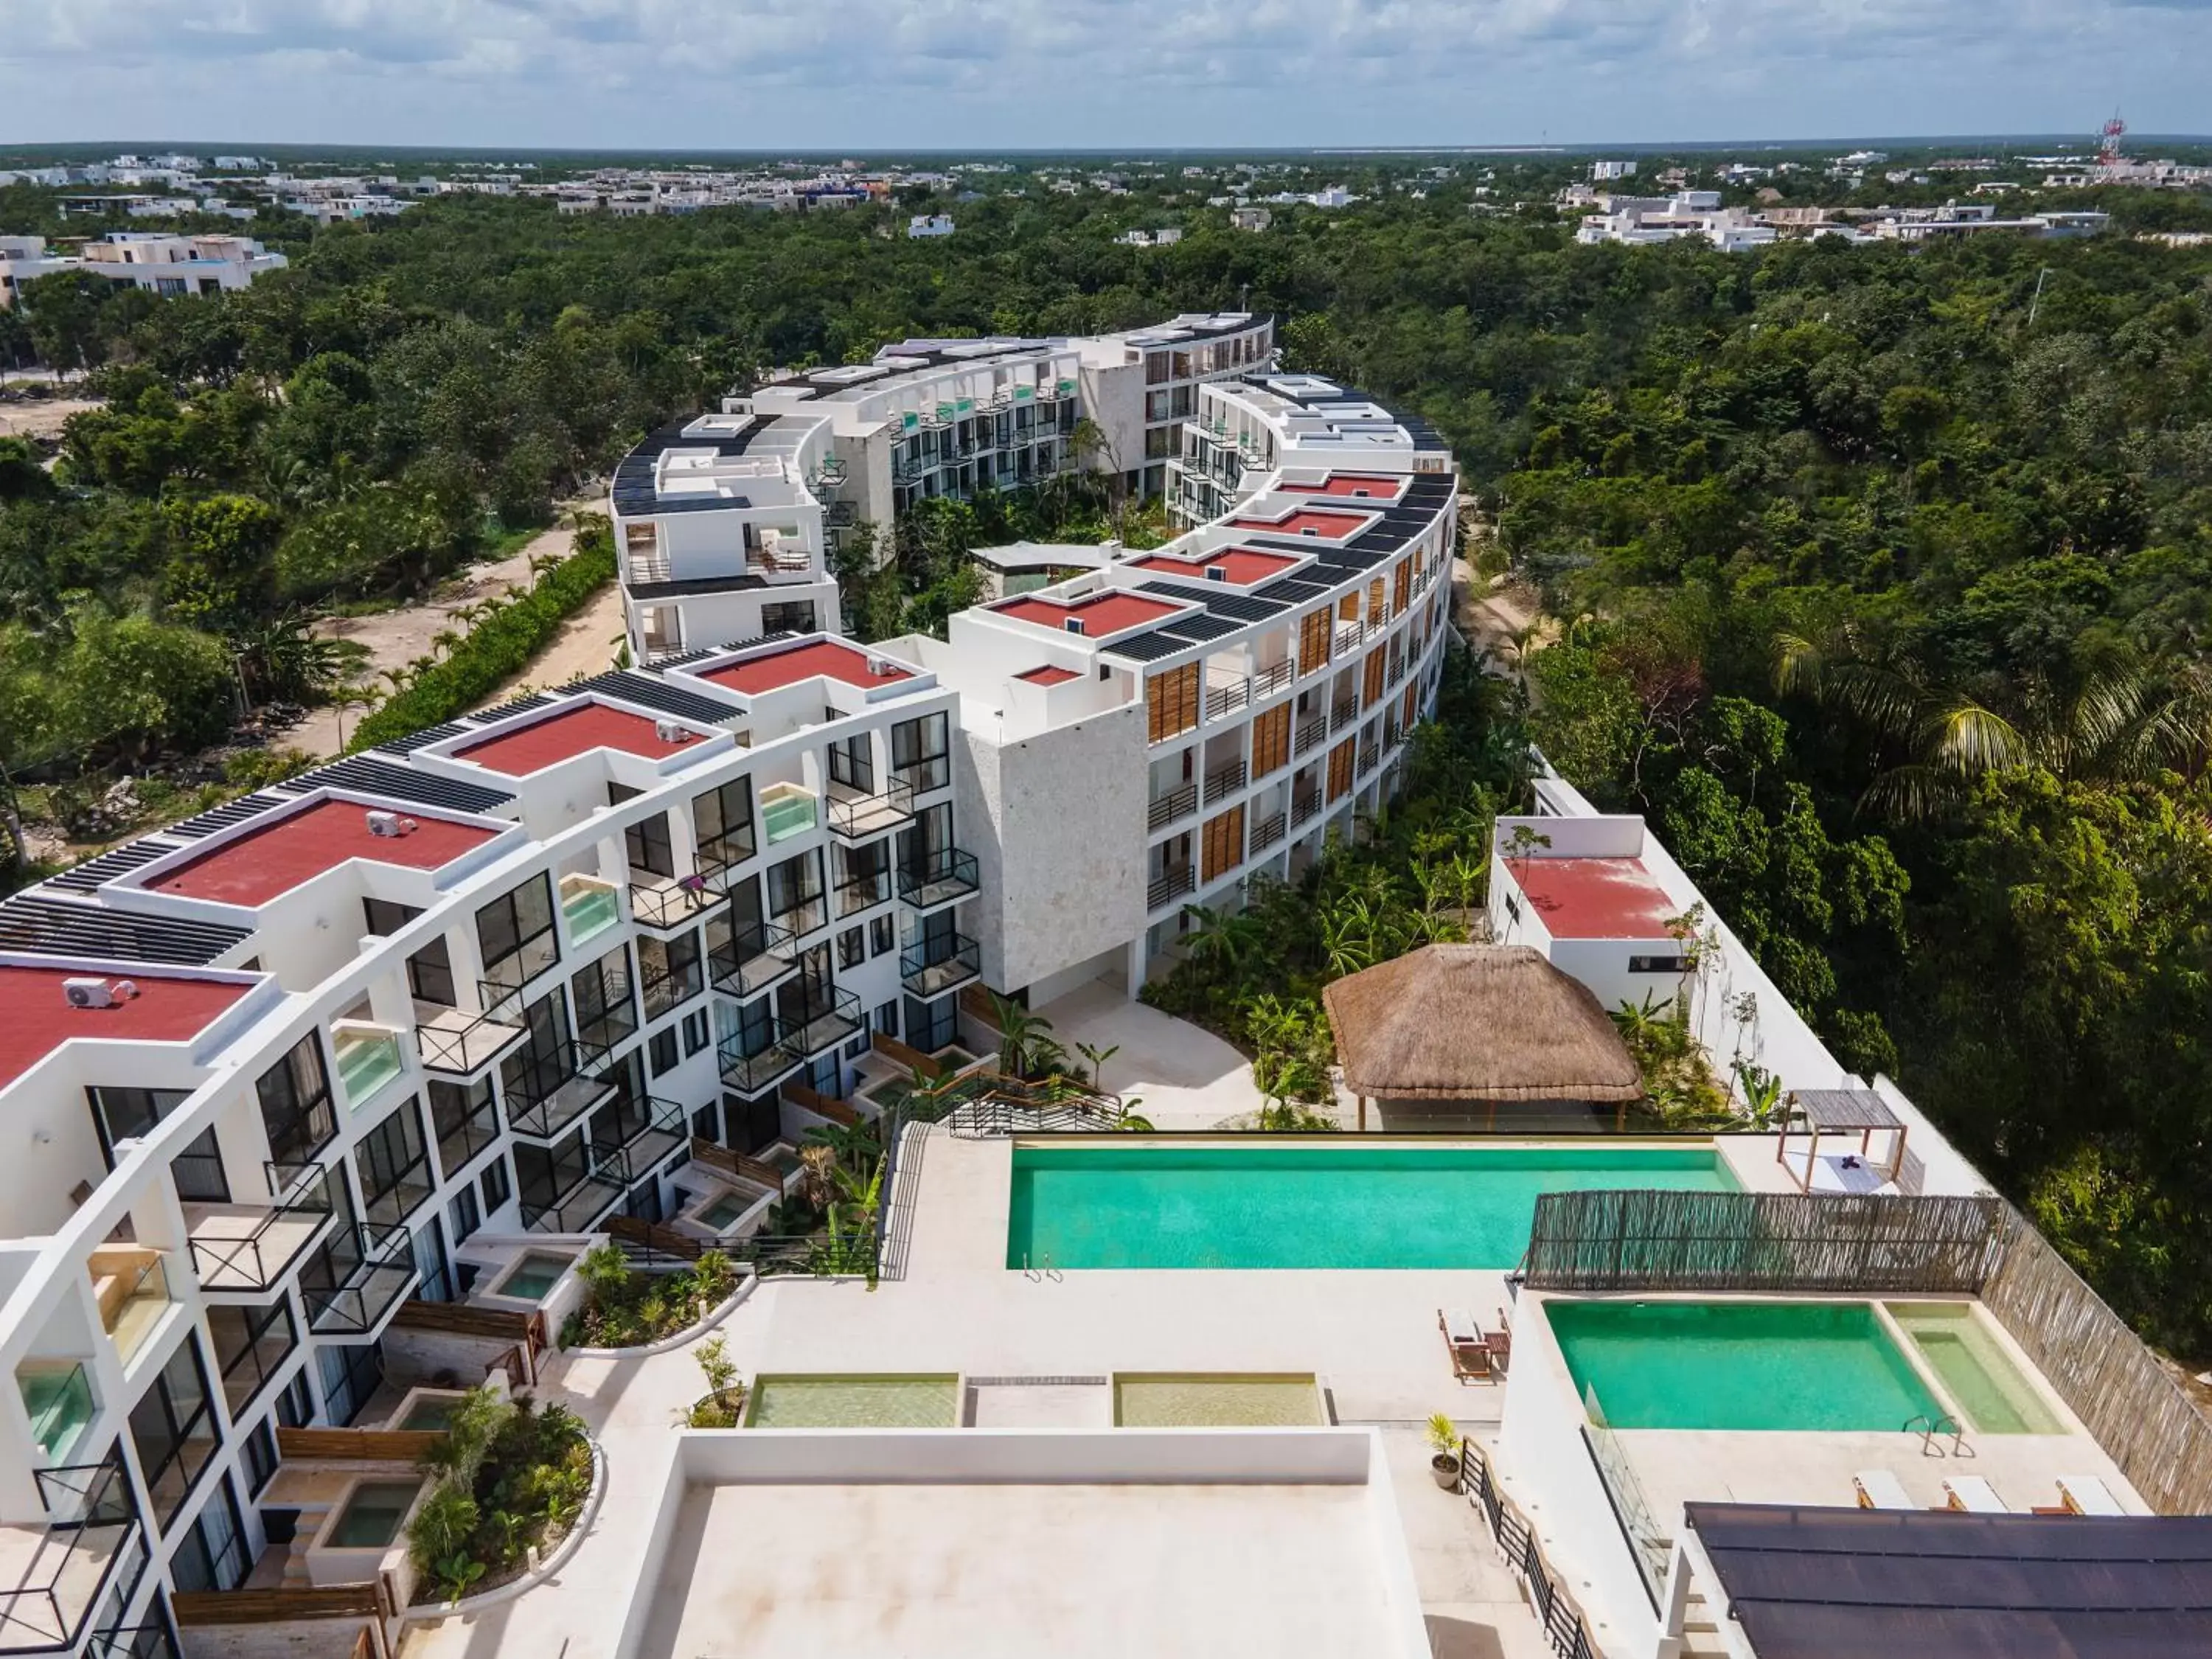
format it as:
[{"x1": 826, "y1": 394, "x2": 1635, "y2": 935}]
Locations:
[
  {"x1": 0, "y1": 232, "x2": 287, "y2": 307},
  {"x1": 907, "y1": 215, "x2": 955, "y2": 239}
]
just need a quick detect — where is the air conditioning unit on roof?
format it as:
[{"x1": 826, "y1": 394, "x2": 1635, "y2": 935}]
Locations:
[
  {"x1": 366, "y1": 810, "x2": 416, "y2": 837},
  {"x1": 63, "y1": 976, "x2": 134, "y2": 1009},
  {"x1": 655, "y1": 718, "x2": 688, "y2": 742}
]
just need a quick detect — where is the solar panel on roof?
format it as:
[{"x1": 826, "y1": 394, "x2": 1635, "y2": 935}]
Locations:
[
  {"x1": 375, "y1": 720, "x2": 470, "y2": 756},
  {"x1": 1101, "y1": 630, "x2": 1201, "y2": 665},
  {"x1": 41, "y1": 838, "x2": 179, "y2": 894},
  {"x1": 0, "y1": 892, "x2": 251, "y2": 965},
  {"x1": 286, "y1": 756, "x2": 515, "y2": 816},
  {"x1": 1133, "y1": 581, "x2": 1287, "y2": 623},
  {"x1": 470, "y1": 692, "x2": 557, "y2": 725},
  {"x1": 1155, "y1": 612, "x2": 1239, "y2": 643},
  {"x1": 570, "y1": 670, "x2": 743, "y2": 728},
  {"x1": 166, "y1": 793, "x2": 288, "y2": 841}
]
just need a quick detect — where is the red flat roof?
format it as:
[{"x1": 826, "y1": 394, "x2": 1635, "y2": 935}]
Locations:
[
  {"x1": 994, "y1": 592, "x2": 1181, "y2": 636},
  {"x1": 455, "y1": 702, "x2": 702, "y2": 776},
  {"x1": 1512, "y1": 857, "x2": 1678, "y2": 939},
  {"x1": 700, "y1": 639, "x2": 912, "y2": 696},
  {"x1": 0, "y1": 966, "x2": 251, "y2": 1089},
  {"x1": 1284, "y1": 473, "x2": 1408, "y2": 501},
  {"x1": 1130, "y1": 548, "x2": 1300, "y2": 586},
  {"x1": 146, "y1": 798, "x2": 500, "y2": 907},
  {"x1": 1015, "y1": 664, "x2": 1080, "y2": 686},
  {"x1": 1231, "y1": 509, "x2": 1368, "y2": 540}
]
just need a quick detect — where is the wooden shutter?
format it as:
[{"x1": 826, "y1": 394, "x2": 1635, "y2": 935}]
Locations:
[
  {"x1": 1146, "y1": 664, "x2": 1199, "y2": 743},
  {"x1": 1251, "y1": 704, "x2": 1290, "y2": 776},
  {"x1": 1327, "y1": 739, "x2": 1355, "y2": 801},
  {"x1": 1367, "y1": 578, "x2": 1386, "y2": 621},
  {"x1": 1363, "y1": 648, "x2": 1386, "y2": 709},
  {"x1": 1392, "y1": 558, "x2": 1412, "y2": 616},
  {"x1": 1402, "y1": 681, "x2": 1419, "y2": 728},
  {"x1": 1201, "y1": 807, "x2": 1245, "y2": 882},
  {"x1": 1298, "y1": 609, "x2": 1330, "y2": 674}
]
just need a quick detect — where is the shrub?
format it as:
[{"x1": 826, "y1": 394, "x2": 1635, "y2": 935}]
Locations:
[{"x1": 408, "y1": 1387, "x2": 592, "y2": 1604}]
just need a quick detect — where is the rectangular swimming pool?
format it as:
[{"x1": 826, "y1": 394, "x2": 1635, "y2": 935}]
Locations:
[
  {"x1": 1548, "y1": 1300, "x2": 1945, "y2": 1431},
  {"x1": 1885, "y1": 1301, "x2": 2062, "y2": 1434},
  {"x1": 1005, "y1": 1142, "x2": 1736, "y2": 1270}
]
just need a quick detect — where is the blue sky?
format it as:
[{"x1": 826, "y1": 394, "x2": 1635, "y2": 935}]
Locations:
[{"x1": 2, "y1": 1, "x2": 2207, "y2": 150}]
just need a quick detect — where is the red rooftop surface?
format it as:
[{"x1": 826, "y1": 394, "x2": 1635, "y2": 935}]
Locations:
[
  {"x1": 1130, "y1": 548, "x2": 1298, "y2": 585},
  {"x1": 0, "y1": 966, "x2": 251, "y2": 1089},
  {"x1": 146, "y1": 798, "x2": 501, "y2": 907},
  {"x1": 993, "y1": 592, "x2": 1181, "y2": 637},
  {"x1": 1509, "y1": 856, "x2": 1679, "y2": 940},
  {"x1": 701, "y1": 639, "x2": 913, "y2": 696},
  {"x1": 1015, "y1": 664, "x2": 1080, "y2": 686},
  {"x1": 1284, "y1": 474, "x2": 1408, "y2": 501},
  {"x1": 1231, "y1": 508, "x2": 1368, "y2": 540},
  {"x1": 455, "y1": 702, "x2": 703, "y2": 776}
]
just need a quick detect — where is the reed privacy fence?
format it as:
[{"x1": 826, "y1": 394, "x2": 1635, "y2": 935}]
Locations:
[{"x1": 1520, "y1": 1189, "x2": 2008, "y2": 1295}]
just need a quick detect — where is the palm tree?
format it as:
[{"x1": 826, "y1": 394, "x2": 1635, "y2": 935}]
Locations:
[
  {"x1": 1074, "y1": 1041, "x2": 1121, "y2": 1091},
  {"x1": 984, "y1": 990, "x2": 1054, "y2": 1079},
  {"x1": 429, "y1": 630, "x2": 462, "y2": 661}
]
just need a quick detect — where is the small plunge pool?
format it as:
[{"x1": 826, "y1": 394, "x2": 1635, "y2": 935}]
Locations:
[
  {"x1": 1113, "y1": 1374, "x2": 1324, "y2": 1427},
  {"x1": 742, "y1": 1374, "x2": 959, "y2": 1428}
]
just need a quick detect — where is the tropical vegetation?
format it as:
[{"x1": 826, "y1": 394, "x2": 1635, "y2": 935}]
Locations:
[
  {"x1": 560, "y1": 1242, "x2": 738, "y2": 1349},
  {"x1": 406, "y1": 1385, "x2": 593, "y2": 1604}
]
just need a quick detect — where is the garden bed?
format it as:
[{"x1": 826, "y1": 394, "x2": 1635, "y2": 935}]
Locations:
[
  {"x1": 559, "y1": 1243, "x2": 741, "y2": 1350},
  {"x1": 406, "y1": 1388, "x2": 597, "y2": 1606}
]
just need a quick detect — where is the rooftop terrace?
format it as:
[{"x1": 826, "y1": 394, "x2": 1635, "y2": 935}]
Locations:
[
  {"x1": 992, "y1": 591, "x2": 1183, "y2": 639},
  {"x1": 1282, "y1": 473, "x2": 1410, "y2": 501},
  {"x1": 1127, "y1": 548, "x2": 1300, "y2": 586},
  {"x1": 696, "y1": 638, "x2": 914, "y2": 697},
  {"x1": 1231, "y1": 507, "x2": 1371, "y2": 540},
  {"x1": 0, "y1": 964, "x2": 251, "y2": 1088},
  {"x1": 452, "y1": 701, "x2": 710, "y2": 776},
  {"x1": 140, "y1": 797, "x2": 500, "y2": 907},
  {"x1": 1509, "y1": 855, "x2": 1678, "y2": 939}
]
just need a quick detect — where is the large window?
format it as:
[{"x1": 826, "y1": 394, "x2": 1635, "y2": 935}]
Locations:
[
  {"x1": 356, "y1": 1097, "x2": 432, "y2": 1228},
  {"x1": 766, "y1": 849, "x2": 825, "y2": 936},
  {"x1": 429, "y1": 1076, "x2": 500, "y2": 1180},
  {"x1": 826, "y1": 732, "x2": 874, "y2": 794},
  {"x1": 610, "y1": 783, "x2": 675, "y2": 878},
  {"x1": 256, "y1": 1037, "x2": 335, "y2": 1170},
  {"x1": 693, "y1": 779, "x2": 757, "y2": 876},
  {"x1": 571, "y1": 945, "x2": 637, "y2": 1051},
  {"x1": 206, "y1": 1297, "x2": 296, "y2": 1419},
  {"x1": 364, "y1": 898, "x2": 456, "y2": 1004},
  {"x1": 638, "y1": 931, "x2": 703, "y2": 1021},
  {"x1": 834, "y1": 839, "x2": 890, "y2": 916},
  {"x1": 128, "y1": 1336, "x2": 218, "y2": 1526},
  {"x1": 891, "y1": 711, "x2": 950, "y2": 795},
  {"x1": 87, "y1": 1088, "x2": 226, "y2": 1202},
  {"x1": 476, "y1": 874, "x2": 558, "y2": 991},
  {"x1": 761, "y1": 599, "x2": 817, "y2": 635},
  {"x1": 167, "y1": 1474, "x2": 248, "y2": 1595}
]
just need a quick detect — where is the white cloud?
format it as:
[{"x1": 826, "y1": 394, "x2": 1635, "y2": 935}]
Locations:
[{"x1": 0, "y1": 0, "x2": 2204, "y2": 147}]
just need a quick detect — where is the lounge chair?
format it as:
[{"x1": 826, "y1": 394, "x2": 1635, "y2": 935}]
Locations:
[
  {"x1": 1942, "y1": 1475, "x2": 2008, "y2": 1513},
  {"x1": 1485, "y1": 1308, "x2": 1513, "y2": 1373},
  {"x1": 1852, "y1": 1470, "x2": 1913, "y2": 1511},
  {"x1": 2056, "y1": 1475, "x2": 2125, "y2": 1516},
  {"x1": 1439, "y1": 1310, "x2": 1495, "y2": 1383}
]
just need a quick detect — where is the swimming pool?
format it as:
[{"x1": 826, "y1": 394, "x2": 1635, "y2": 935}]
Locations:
[
  {"x1": 1885, "y1": 1301, "x2": 2062, "y2": 1434},
  {"x1": 1113, "y1": 1374, "x2": 1325, "y2": 1427},
  {"x1": 743, "y1": 1374, "x2": 960, "y2": 1427},
  {"x1": 1548, "y1": 1300, "x2": 1946, "y2": 1431},
  {"x1": 1005, "y1": 1142, "x2": 1737, "y2": 1270}
]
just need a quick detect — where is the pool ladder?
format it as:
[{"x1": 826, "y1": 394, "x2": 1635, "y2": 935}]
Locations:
[
  {"x1": 1021, "y1": 1252, "x2": 1061, "y2": 1284},
  {"x1": 1905, "y1": 1412, "x2": 1971, "y2": 1458}
]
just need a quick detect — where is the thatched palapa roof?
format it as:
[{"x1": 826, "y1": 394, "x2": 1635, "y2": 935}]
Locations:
[{"x1": 1321, "y1": 944, "x2": 1644, "y2": 1103}]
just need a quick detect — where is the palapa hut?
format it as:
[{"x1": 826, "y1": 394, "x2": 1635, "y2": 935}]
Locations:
[{"x1": 1321, "y1": 944, "x2": 1645, "y2": 1131}]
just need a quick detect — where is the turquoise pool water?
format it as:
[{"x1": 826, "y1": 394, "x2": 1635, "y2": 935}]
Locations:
[
  {"x1": 1549, "y1": 1300, "x2": 1945, "y2": 1430},
  {"x1": 1005, "y1": 1143, "x2": 1736, "y2": 1270}
]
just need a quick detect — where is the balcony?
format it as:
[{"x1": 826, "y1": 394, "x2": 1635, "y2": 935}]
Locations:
[
  {"x1": 558, "y1": 873, "x2": 622, "y2": 945},
  {"x1": 184, "y1": 1162, "x2": 337, "y2": 1296},
  {"x1": 711, "y1": 918, "x2": 801, "y2": 1000},
  {"x1": 785, "y1": 982, "x2": 863, "y2": 1059},
  {"x1": 901, "y1": 932, "x2": 981, "y2": 999},
  {"x1": 302, "y1": 1224, "x2": 419, "y2": 1337},
  {"x1": 1203, "y1": 759, "x2": 1247, "y2": 804},
  {"x1": 1294, "y1": 712, "x2": 1329, "y2": 757},
  {"x1": 330, "y1": 1020, "x2": 406, "y2": 1113},
  {"x1": 717, "y1": 1029, "x2": 805, "y2": 1098},
  {"x1": 1359, "y1": 740, "x2": 1381, "y2": 776},
  {"x1": 759, "y1": 782, "x2": 818, "y2": 845},
  {"x1": 1249, "y1": 811, "x2": 1287, "y2": 855},
  {"x1": 1147, "y1": 865, "x2": 1194, "y2": 912},
  {"x1": 0, "y1": 1450, "x2": 142, "y2": 1654},
  {"x1": 897, "y1": 846, "x2": 979, "y2": 912},
  {"x1": 825, "y1": 775, "x2": 915, "y2": 841},
  {"x1": 1251, "y1": 660, "x2": 1295, "y2": 701},
  {"x1": 519, "y1": 1156, "x2": 633, "y2": 1234},
  {"x1": 599, "y1": 1096, "x2": 690, "y2": 1178},
  {"x1": 1147, "y1": 781, "x2": 1198, "y2": 832},
  {"x1": 631, "y1": 874, "x2": 720, "y2": 934},
  {"x1": 835, "y1": 866, "x2": 891, "y2": 918},
  {"x1": 696, "y1": 824, "x2": 758, "y2": 884},
  {"x1": 1330, "y1": 697, "x2": 1360, "y2": 734},
  {"x1": 504, "y1": 1039, "x2": 619, "y2": 1141},
  {"x1": 1292, "y1": 785, "x2": 1323, "y2": 827},
  {"x1": 1203, "y1": 677, "x2": 1249, "y2": 720},
  {"x1": 416, "y1": 981, "x2": 528, "y2": 1077},
  {"x1": 86, "y1": 1248, "x2": 172, "y2": 1368}
]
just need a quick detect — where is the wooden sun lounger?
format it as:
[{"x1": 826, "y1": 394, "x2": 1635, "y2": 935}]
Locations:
[
  {"x1": 1853, "y1": 1470, "x2": 1913, "y2": 1510},
  {"x1": 1943, "y1": 1475, "x2": 2008, "y2": 1513},
  {"x1": 2056, "y1": 1475, "x2": 2125, "y2": 1516},
  {"x1": 1439, "y1": 1310, "x2": 1495, "y2": 1383}
]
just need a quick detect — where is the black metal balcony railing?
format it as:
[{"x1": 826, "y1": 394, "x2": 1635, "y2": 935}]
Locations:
[
  {"x1": 785, "y1": 981, "x2": 863, "y2": 1058},
  {"x1": 1203, "y1": 759, "x2": 1247, "y2": 804},
  {"x1": 504, "y1": 1038, "x2": 618, "y2": 1141},
  {"x1": 710, "y1": 918, "x2": 801, "y2": 1000},
  {"x1": 1250, "y1": 812, "x2": 1287, "y2": 855},
  {"x1": 302, "y1": 1223, "x2": 419, "y2": 1337},
  {"x1": 900, "y1": 931, "x2": 981, "y2": 998},
  {"x1": 835, "y1": 868, "x2": 891, "y2": 917},
  {"x1": 519, "y1": 1158, "x2": 630, "y2": 1234},
  {"x1": 1295, "y1": 713, "x2": 1329, "y2": 757},
  {"x1": 416, "y1": 979, "x2": 528, "y2": 1076},
  {"x1": 1147, "y1": 866, "x2": 1195, "y2": 911},
  {"x1": 1359, "y1": 741, "x2": 1381, "y2": 776},
  {"x1": 1147, "y1": 781, "x2": 1197, "y2": 832},
  {"x1": 1204, "y1": 678, "x2": 1249, "y2": 720},
  {"x1": 1292, "y1": 786, "x2": 1323, "y2": 826},
  {"x1": 1331, "y1": 697, "x2": 1360, "y2": 732},
  {"x1": 897, "y1": 846, "x2": 980, "y2": 911},
  {"x1": 597, "y1": 1095, "x2": 692, "y2": 1172},
  {"x1": 639, "y1": 959, "x2": 702, "y2": 1025},
  {"x1": 1251, "y1": 659, "x2": 1295, "y2": 700},
  {"x1": 717, "y1": 1027, "x2": 805, "y2": 1096},
  {"x1": 1, "y1": 1451, "x2": 142, "y2": 1653},
  {"x1": 826, "y1": 774, "x2": 916, "y2": 840},
  {"x1": 896, "y1": 756, "x2": 951, "y2": 797},
  {"x1": 185, "y1": 1161, "x2": 335, "y2": 1295},
  {"x1": 630, "y1": 874, "x2": 721, "y2": 933}
]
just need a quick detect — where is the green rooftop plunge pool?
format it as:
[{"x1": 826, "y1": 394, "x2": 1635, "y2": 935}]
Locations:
[{"x1": 1006, "y1": 1141, "x2": 1737, "y2": 1270}]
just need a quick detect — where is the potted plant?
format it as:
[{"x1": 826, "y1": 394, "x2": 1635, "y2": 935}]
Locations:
[{"x1": 1427, "y1": 1412, "x2": 1461, "y2": 1489}]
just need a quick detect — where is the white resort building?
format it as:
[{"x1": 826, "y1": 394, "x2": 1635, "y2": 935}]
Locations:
[{"x1": 1, "y1": 342, "x2": 2208, "y2": 1659}]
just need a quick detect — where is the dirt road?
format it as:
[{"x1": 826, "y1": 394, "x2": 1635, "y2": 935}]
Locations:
[{"x1": 0, "y1": 396, "x2": 102, "y2": 443}]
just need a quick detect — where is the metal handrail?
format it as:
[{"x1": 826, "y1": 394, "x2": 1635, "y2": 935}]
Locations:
[
  {"x1": 630, "y1": 874, "x2": 721, "y2": 931},
  {"x1": 896, "y1": 846, "x2": 979, "y2": 908},
  {"x1": 1251, "y1": 659, "x2": 1295, "y2": 699},
  {"x1": 1147, "y1": 781, "x2": 1197, "y2": 831},
  {"x1": 415, "y1": 979, "x2": 526, "y2": 1074},
  {"x1": 945, "y1": 1074, "x2": 1127, "y2": 1138},
  {"x1": 1147, "y1": 866, "x2": 1194, "y2": 911},
  {"x1": 1292, "y1": 787, "x2": 1322, "y2": 825},
  {"x1": 504, "y1": 1038, "x2": 617, "y2": 1140},
  {"x1": 710, "y1": 918, "x2": 800, "y2": 1000},
  {"x1": 1250, "y1": 812, "x2": 1287, "y2": 854},
  {"x1": 302, "y1": 1225, "x2": 418, "y2": 1335},
  {"x1": 717, "y1": 1029, "x2": 805, "y2": 1096},
  {"x1": 785, "y1": 980, "x2": 863, "y2": 1057},
  {"x1": 900, "y1": 931, "x2": 981, "y2": 997},
  {"x1": 1, "y1": 1451, "x2": 139, "y2": 1652},
  {"x1": 1203, "y1": 759, "x2": 1247, "y2": 803},
  {"x1": 1294, "y1": 713, "x2": 1329, "y2": 756},
  {"x1": 825, "y1": 773, "x2": 915, "y2": 838},
  {"x1": 187, "y1": 1163, "x2": 335, "y2": 1292}
]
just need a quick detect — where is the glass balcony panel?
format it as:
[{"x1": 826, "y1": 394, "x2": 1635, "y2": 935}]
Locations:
[
  {"x1": 558, "y1": 874, "x2": 622, "y2": 945},
  {"x1": 330, "y1": 1021, "x2": 406, "y2": 1111}
]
